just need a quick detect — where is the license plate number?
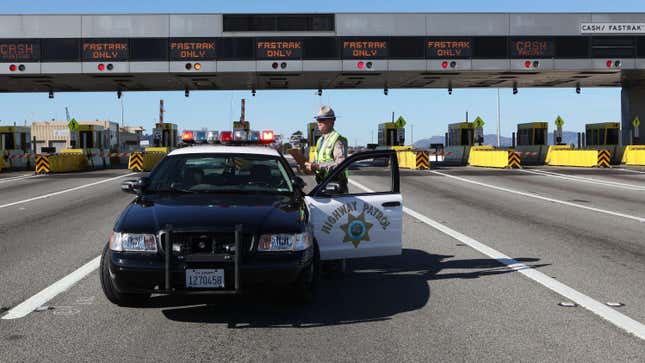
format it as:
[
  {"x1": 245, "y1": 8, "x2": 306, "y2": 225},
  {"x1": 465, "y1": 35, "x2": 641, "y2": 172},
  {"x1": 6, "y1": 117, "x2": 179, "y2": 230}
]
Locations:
[{"x1": 186, "y1": 269, "x2": 224, "y2": 288}]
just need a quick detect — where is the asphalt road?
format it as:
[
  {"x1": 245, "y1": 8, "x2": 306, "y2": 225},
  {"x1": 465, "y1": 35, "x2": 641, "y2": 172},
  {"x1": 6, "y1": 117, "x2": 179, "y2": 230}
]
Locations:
[{"x1": 0, "y1": 165, "x2": 643, "y2": 362}]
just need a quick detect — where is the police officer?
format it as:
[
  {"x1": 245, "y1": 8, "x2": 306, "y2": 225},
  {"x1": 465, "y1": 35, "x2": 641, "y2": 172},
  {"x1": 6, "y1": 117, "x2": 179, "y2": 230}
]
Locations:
[{"x1": 305, "y1": 105, "x2": 348, "y2": 193}]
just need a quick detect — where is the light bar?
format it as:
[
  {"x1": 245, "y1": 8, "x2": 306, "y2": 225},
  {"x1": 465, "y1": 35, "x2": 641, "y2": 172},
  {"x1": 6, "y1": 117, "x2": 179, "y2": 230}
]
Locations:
[
  {"x1": 181, "y1": 130, "x2": 194, "y2": 141},
  {"x1": 260, "y1": 130, "x2": 274, "y2": 143}
]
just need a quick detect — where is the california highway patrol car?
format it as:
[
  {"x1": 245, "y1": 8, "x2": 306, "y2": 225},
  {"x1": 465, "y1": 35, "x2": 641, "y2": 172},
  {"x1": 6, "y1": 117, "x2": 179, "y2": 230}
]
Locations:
[{"x1": 101, "y1": 143, "x2": 402, "y2": 306}]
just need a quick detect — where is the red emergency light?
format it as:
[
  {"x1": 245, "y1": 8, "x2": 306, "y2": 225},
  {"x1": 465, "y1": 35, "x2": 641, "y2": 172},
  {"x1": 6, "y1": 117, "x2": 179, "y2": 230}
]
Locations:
[
  {"x1": 524, "y1": 60, "x2": 532, "y2": 68},
  {"x1": 181, "y1": 130, "x2": 194, "y2": 141},
  {"x1": 98, "y1": 63, "x2": 105, "y2": 71},
  {"x1": 441, "y1": 61, "x2": 449, "y2": 69},
  {"x1": 9, "y1": 64, "x2": 16, "y2": 72},
  {"x1": 220, "y1": 131, "x2": 233, "y2": 142},
  {"x1": 260, "y1": 130, "x2": 274, "y2": 143},
  {"x1": 357, "y1": 61, "x2": 364, "y2": 69}
]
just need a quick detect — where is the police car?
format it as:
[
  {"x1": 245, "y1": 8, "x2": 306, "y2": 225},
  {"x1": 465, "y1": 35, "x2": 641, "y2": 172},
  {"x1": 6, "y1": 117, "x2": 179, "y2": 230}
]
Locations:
[{"x1": 101, "y1": 134, "x2": 403, "y2": 306}]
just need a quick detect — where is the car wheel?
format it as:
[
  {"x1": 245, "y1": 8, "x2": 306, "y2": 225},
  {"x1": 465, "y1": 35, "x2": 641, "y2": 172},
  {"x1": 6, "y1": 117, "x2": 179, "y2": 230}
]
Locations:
[
  {"x1": 99, "y1": 244, "x2": 150, "y2": 307},
  {"x1": 293, "y1": 243, "x2": 320, "y2": 304}
]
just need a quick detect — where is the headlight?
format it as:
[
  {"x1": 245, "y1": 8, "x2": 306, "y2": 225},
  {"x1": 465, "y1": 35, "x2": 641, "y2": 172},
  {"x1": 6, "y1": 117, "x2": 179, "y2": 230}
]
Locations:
[
  {"x1": 258, "y1": 232, "x2": 312, "y2": 252},
  {"x1": 109, "y1": 232, "x2": 157, "y2": 253}
]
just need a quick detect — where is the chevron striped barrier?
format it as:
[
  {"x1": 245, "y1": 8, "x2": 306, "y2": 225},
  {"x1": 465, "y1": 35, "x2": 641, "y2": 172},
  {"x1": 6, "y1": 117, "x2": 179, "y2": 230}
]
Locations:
[
  {"x1": 597, "y1": 149, "x2": 611, "y2": 168},
  {"x1": 416, "y1": 151, "x2": 429, "y2": 170},
  {"x1": 508, "y1": 151, "x2": 521, "y2": 168},
  {"x1": 35, "y1": 155, "x2": 51, "y2": 174},
  {"x1": 128, "y1": 152, "x2": 144, "y2": 172}
]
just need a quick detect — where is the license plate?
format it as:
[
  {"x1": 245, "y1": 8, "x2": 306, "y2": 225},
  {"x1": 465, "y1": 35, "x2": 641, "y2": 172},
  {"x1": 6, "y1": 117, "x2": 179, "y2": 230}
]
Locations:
[{"x1": 185, "y1": 269, "x2": 225, "y2": 288}]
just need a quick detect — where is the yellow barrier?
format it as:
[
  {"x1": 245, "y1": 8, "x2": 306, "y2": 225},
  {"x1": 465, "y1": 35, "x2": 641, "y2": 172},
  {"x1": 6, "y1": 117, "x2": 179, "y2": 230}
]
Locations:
[
  {"x1": 0, "y1": 155, "x2": 5, "y2": 172},
  {"x1": 145, "y1": 147, "x2": 170, "y2": 153},
  {"x1": 468, "y1": 147, "x2": 515, "y2": 168},
  {"x1": 48, "y1": 153, "x2": 89, "y2": 173},
  {"x1": 621, "y1": 145, "x2": 645, "y2": 166},
  {"x1": 143, "y1": 152, "x2": 166, "y2": 171},
  {"x1": 545, "y1": 145, "x2": 573, "y2": 164},
  {"x1": 547, "y1": 150, "x2": 600, "y2": 167}
]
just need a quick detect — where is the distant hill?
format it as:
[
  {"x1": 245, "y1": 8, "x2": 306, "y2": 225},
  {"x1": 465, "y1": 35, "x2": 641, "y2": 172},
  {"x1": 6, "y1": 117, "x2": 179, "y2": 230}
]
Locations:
[{"x1": 413, "y1": 131, "x2": 580, "y2": 148}]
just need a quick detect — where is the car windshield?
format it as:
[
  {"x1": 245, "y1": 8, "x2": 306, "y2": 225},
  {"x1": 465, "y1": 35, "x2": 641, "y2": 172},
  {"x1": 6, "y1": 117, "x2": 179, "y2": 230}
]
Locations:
[{"x1": 147, "y1": 153, "x2": 293, "y2": 194}]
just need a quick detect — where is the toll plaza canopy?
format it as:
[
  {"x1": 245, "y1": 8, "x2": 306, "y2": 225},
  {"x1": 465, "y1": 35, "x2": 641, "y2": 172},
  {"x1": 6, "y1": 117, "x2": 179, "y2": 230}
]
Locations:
[{"x1": 0, "y1": 13, "x2": 645, "y2": 92}]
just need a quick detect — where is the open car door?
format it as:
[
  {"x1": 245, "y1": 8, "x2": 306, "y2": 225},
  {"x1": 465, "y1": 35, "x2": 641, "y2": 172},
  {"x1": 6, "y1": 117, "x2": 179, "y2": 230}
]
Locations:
[{"x1": 305, "y1": 150, "x2": 403, "y2": 260}]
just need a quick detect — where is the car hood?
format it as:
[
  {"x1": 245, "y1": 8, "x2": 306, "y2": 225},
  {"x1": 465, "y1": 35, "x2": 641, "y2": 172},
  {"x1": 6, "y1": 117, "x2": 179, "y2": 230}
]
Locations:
[{"x1": 114, "y1": 193, "x2": 304, "y2": 234}]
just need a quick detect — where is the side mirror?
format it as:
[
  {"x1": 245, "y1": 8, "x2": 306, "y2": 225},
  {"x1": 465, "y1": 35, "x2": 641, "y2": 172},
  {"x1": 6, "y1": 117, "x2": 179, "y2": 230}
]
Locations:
[
  {"x1": 323, "y1": 182, "x2": 341, "y2": 195},
  {"x1": 122, "y1": 177, "x2": 150, "y2": 194},
  {"x1": 291, "y1": 176, "x2": 306, "y2": 190},
  {"x1": 121, "y1": 180, "x2": 137, "y2": 194}
]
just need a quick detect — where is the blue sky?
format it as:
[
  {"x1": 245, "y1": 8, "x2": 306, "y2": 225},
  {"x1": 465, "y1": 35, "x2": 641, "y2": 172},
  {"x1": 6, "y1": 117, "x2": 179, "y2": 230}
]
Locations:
[{"x1": 1, "y1": 1, "x2": 643, "y2": 145}]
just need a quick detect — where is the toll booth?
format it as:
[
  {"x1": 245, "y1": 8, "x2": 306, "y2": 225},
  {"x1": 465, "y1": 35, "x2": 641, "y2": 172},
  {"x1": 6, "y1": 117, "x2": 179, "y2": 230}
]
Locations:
[
  {"x1": 378, "y1": 122, "x2": 405, "y2": 147},
  {"x1": 152, "y1": 123, "x2": 178, "y2": 148},
  {"x1": 307, "y1": 122, "x2": 322, "y2": 147},
  {"x1": 585, "y1": 122, "x2": 622, "y2": 164},
  {"x1": 75, "y1": 125, "x2": 105, "y2": 149},
  {"x1": 447, "y1": 122, "x2": 475, "y2": 146},
  {"x1": 517, "y1": 122, "x2": 548, "y2": 146},
  {"x1": 0, "y1": 126, "x2": 31, "y2": 152},
  {"x1": 585, "y1": 122, "x2": 620, "y2": 146},
  {"x1": 514, "y1": 122, "x2": 548, "y2": 165}
]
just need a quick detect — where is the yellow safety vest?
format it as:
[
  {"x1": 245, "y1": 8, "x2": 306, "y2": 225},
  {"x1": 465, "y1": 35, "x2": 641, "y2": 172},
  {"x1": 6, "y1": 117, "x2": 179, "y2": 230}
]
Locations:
[{"x1": 314, "y1": 130, "x2": 347, "y2": 181}]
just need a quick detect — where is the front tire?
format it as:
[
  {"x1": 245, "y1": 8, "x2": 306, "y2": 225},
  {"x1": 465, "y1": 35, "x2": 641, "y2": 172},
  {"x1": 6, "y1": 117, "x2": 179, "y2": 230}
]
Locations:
[
  {"x1": 293, "y1": 243, "x2": 320, "y2": 304},
  {"x1": 100, "y1": 244, "x2": 150, "y2": 307}
]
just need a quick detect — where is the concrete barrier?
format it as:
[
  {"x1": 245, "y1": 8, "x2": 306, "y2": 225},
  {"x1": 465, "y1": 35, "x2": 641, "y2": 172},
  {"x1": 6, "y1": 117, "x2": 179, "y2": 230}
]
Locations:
[
  {"x1": 442, "y1": 146, "x2": 470, "y2": 165},
  {"x1": 468, "y1": 147, "x2": 520, "y2": 168},
  {"x1": 545, "y1": 145, "x2": 573, "y2": 164},
  {"x1": 621, "y1": 145, "x2": 645, "y2": 165},
  {"x1": 49, "y1": 152, "x2": 89, "y2": 173},
  {"x1": 587, "y1": 145, "x2": 624, "y2": 165},
  {"x1": 513, "y1": 145, "x2": 546, "y2": 165},
  {"x1": 547, "y1": 148, "x2": 611, "y2": 168},
  {"x1": 6, "y1": 150, "x2": 29, "y2": 169}
]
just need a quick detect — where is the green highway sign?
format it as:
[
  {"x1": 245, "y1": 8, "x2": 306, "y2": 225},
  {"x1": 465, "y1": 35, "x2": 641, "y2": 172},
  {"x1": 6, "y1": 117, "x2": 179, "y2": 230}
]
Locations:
[
  {"x1": 395, "y1": 116, "x2": 406, "y2": 128},
  {"x1": 68, "y1": 118, "x2": 79, "y2": 132},
  {"x1": 555, "y1": 116, "x2": 565, "y2": 128},
  {"x1": 473, "y1": 116, "x2": 485, "y2": 128}
]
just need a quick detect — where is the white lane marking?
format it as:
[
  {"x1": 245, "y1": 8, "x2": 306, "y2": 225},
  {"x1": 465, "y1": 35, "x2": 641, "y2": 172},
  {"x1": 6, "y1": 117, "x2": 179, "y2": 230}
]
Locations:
[
  {"x1": 428, "y1": 170, "x2": 645, "y2": 223},
  {"x1": 348, "y1": 179, "x2": 645, "y2": 341},
  {"x1": 522, "y1": 169, "x2": 645, "y2": 191},
  {"x1": 2, "y1": 256, "x2": 100, "y2": 320},
  {"x1": 0, "y1": 174, "x2": 41, "y2": 184},
  {"x1": 614, "y1": 168, "x2": 645, "y2": 174},
  {"x1": 0, "y1": 172, "x2": 138, "y2": 209}
]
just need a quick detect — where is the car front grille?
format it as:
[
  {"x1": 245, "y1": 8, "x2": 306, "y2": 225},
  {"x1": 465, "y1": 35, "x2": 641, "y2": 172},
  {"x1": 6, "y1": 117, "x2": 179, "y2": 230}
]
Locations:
[{"x1": 159, "y1": 231, "x2": 254, "y2": 257}]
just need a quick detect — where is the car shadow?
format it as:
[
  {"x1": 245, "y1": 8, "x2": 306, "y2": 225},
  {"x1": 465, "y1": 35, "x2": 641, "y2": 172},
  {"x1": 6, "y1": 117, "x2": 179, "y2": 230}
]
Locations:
[{"x1": 156, "y1": 249, "x2": 545, "y2": 328}]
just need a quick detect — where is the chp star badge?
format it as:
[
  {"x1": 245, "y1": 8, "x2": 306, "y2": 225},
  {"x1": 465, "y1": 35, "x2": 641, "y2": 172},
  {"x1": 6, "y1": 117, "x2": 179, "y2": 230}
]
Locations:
[{"x1": 340, "y1": 211, "x2": 373, "y2": 248}]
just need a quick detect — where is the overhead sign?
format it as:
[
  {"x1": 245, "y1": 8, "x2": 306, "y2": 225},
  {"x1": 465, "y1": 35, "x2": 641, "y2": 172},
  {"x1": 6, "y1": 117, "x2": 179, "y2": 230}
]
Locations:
[
  {"x1": 555, "y1": 116, "x2": 565, "y2": 128},
  {"x1": 633, "y1": 116, "x2": 641, "y2": 128},
  {"x1": 256, "y1": 39, "x2": 303, "y2": 59},
  {"x1": 0, "y1": 39, "x2": 40, "y2": 62},
  {"x1": 510, "y1": 39, "x2": 554, "y2": 58},
  {"x1": 426, "y1": 39, "x2": 472, "y2": 58},
  {"x1": 473, "y1": 116, "x2": 485, "y2": 128},
  {"x1": 395, "y1": 116, "x2": 406, "y2": 128},
  {"x1": 580, "y1": 23, "x2": 645, "y2": 34},
  {"x1": 68, "y1": 118, "x2": 79, "y2": 132},
  {"x1": 342, "y1": 39, "x2": 388, "y2": 59},
  {"x1": 82, "y1": 39, "x2": 129, "y2": 61},
  {"x1": 169, "y1": 38, "x2": 216, "y2": 60}
]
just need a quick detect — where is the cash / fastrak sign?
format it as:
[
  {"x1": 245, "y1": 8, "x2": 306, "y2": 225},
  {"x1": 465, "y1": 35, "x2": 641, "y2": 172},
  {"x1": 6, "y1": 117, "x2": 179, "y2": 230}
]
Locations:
[{"x1": 580, "y1": 23, "x2": 645, "y2": 34}]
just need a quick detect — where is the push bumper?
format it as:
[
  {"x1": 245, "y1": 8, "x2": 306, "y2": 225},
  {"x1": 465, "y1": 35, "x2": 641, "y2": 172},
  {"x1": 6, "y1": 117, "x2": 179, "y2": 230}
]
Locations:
[{"x1": 108, "y1": 248, "x2": 313, "y2": 295}]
